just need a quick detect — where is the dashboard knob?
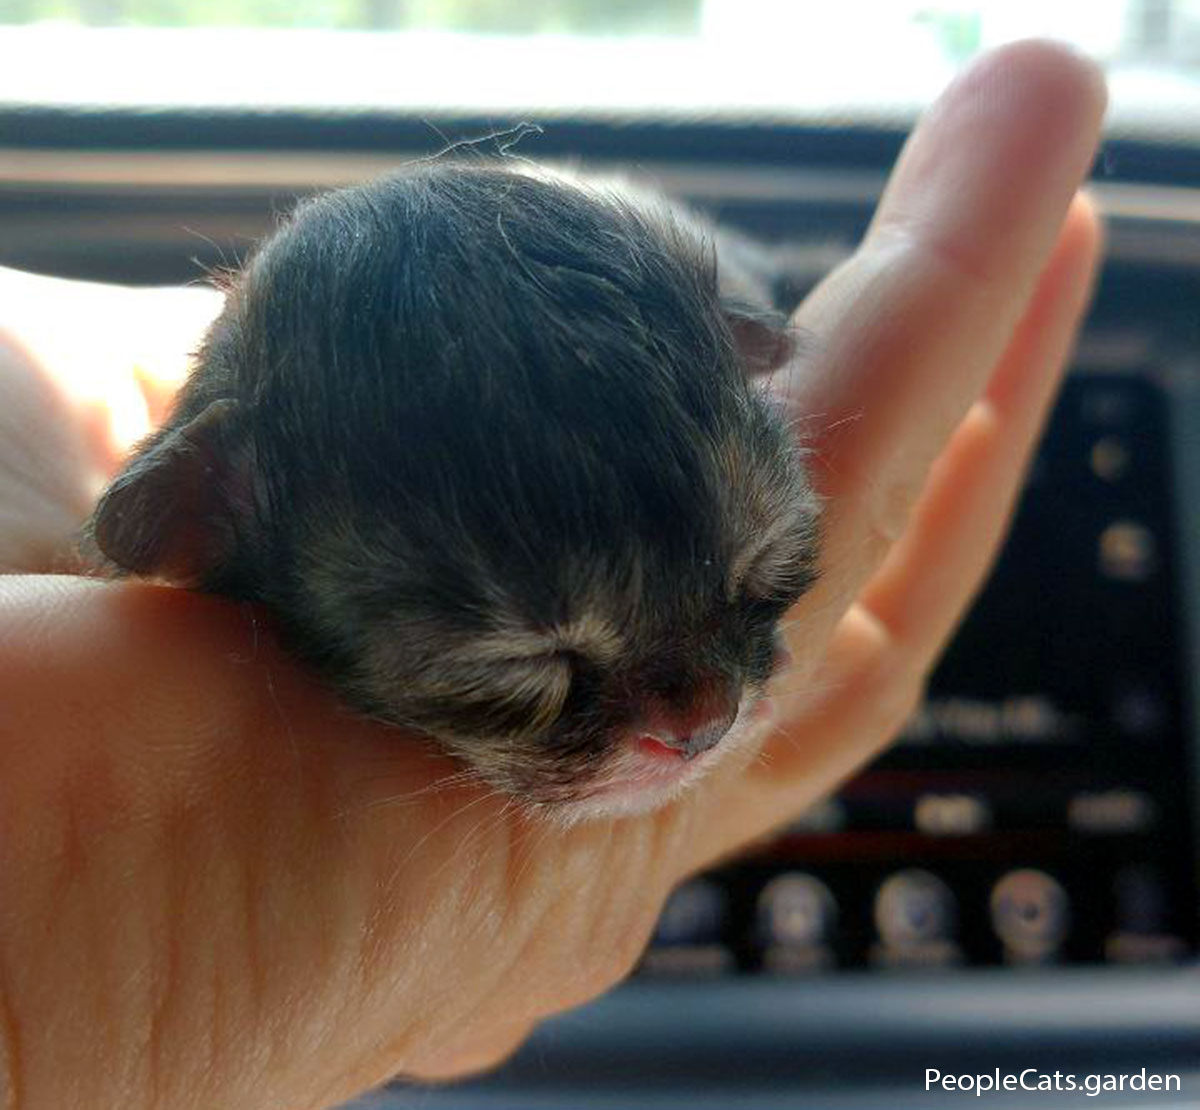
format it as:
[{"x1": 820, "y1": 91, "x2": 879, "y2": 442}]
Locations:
[
  {"x1": 654, "y1": 879, "x2": 727, "y2": 946},
  {"x1": 758, "y1": 872, "x2": 837, "y2": 947},
  {"x1": 990, "y1": 869, "x2": 1070, "y2": 961},
  {"x1": 874, "y1": 869, "x2": 957, "y2": 946}
]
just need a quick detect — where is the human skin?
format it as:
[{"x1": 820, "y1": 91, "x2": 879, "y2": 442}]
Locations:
[{"x1": 0, "y1": 39, "x2": 1105, "y2": 1110}]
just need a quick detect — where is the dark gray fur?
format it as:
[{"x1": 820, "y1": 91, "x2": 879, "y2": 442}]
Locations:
[{"x1": 87, "y1": 160, "x2": 820, "y2": 806}]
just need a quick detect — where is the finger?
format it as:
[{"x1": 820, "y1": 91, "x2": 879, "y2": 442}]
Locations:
[
  {"x1": 130, "y1": 286, "x2": 221, "y2": 427},
  {"x1": 0, "y1": 266, "x2": 220, "y2": 458},
  {"x1": 0, "y1": 334, "x2": 105, "y2": 570},
  {"x1": 761, "y1": 192, "x2": 1100, "y2": 778},
  {"x1": 684, "y1": 193, "x2": 1101, "y2": 872},
  {"x1": 684, "y1": 601, "x2": 908, "y2": 873},
  {"x1": 857, "y1": 192, "x2": 1102, "y2": 658},
  {"x1": 781, "y1": 40, "x2": 1106, "y2": 628},
  {"x1": 133, "y1": 364, "x2": 181, "y2": 430}
]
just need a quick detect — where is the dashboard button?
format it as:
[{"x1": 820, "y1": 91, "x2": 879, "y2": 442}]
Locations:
[
  {"x1": 758, "y1": 873, "x2": 837, "y2": 973},
  {"x1": 1098, "y1": 520, "x2": 1157, "y2": 582},
  {"x1": 1067, "y1": 790, "x2": 1155, "y2": 834},
  {"x1": 914, "y1": 793, "x2": 990, "y2": 836},
  {"x1": 1090, "y1": 436, "x2": 1130, "y2": 481},
  {"x1": 758, "y1": 873, "x2": 837, "y2": 947}
]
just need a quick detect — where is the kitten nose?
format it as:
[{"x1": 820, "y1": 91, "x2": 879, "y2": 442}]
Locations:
[{"x1": 641, "y1": 686, "x2": 740, "y2": 760}]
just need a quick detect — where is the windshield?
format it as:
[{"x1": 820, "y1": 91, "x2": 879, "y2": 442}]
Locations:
[{"x1": 0, "y1": 0, "x2": 1197, "y2": 131}]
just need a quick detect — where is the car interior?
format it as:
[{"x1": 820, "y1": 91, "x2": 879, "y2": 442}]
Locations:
[{"x1": 1, "y1": 2, "x2": 1198, "y2": 1107}]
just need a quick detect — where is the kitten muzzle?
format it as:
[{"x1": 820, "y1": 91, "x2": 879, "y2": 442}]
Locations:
[{"x1": 637, "y1": 682, "x2": 740, "y2": 761}]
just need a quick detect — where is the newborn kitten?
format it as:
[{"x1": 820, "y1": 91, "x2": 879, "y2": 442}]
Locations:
[{"x1": 87, "y1": 160, "x2": 820, "y2": 819}]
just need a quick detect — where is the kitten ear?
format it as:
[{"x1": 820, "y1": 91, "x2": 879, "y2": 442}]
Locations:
[
  {"x1": 91, "y1": 398, "x2": 243, "y2": 586},
  {"x1": 723, "y1": 301, "x2": 796, "y2": 377}
]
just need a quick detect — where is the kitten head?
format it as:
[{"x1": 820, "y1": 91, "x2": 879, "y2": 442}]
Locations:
[{"x1": 89, "y1": 161, "x2": 820, "y2": 819}]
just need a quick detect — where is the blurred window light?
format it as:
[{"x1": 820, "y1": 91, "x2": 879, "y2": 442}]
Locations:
[{"x1": 0, "y1": 0, "x2": 1197, "y2": 123}]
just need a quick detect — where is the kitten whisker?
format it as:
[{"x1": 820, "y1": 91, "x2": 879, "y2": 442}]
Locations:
[
  {"x1": 336, "y1": 763, "x2": 490, "y2": 818},
  {"x1": 425, "y1": 792, "x2": 513, "y2": 889},
  {"x1": 389, "y1": 788, "x2": 506, "y2": 876}
]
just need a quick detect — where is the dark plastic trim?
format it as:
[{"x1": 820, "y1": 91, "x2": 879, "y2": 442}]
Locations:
[{"x1": 5, "y1": 104, "x2": 1200, "y2": 186}]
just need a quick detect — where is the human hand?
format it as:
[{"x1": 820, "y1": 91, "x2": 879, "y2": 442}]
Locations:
[
  {"x1": 0, "y1": 39, "x2": 1105, "y2": 1110},
  {"x1": 0, "y1": 267, "x2": 220, "y2": 571}
]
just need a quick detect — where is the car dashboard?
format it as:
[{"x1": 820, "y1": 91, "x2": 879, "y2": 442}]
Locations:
[{"x1": 2, "y1": 104, "x2": 1198, "y2": 1108}]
